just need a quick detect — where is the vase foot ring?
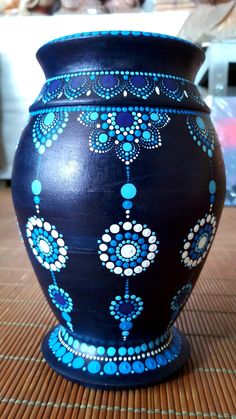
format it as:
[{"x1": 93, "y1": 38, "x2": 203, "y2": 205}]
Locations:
[{"x1": 41, "y1": 325, "x2": 190, "y2": 389}]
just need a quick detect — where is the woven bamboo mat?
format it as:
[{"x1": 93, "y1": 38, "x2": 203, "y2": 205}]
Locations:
[{"x1": 0, "y1": 187, "x2": 235, "y2": 419}]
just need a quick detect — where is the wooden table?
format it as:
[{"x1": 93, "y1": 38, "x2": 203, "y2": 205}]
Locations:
[{"x1": 0, "y1": 188, "x2": 235, "y2": 418}]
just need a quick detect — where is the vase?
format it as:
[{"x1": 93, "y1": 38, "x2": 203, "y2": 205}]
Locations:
[{"x1": 11, "y1": 31, "x2": 226, "y2": 389}]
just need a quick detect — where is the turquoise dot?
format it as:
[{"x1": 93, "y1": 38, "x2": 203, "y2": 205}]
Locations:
[
  {"x1": 143, "y1": 131, "x2": 151, "y2": 140},
  {"x1": 107, "y1": 347, "x2": 116, "y2": 356},
  {"x1": 122, "y1": 201, "x2": 133, "y2": 210},
  {"x1": 88, "y1": 360, "x2": 101, "y2": 374},
  {"x1": 73, "y1": 340, "x2": 79, "y2": 349},
  {"x1": 34, "y1": 196, "x2": 40, "y2": 204},
  {"x1": 99, "y1": 133, "x2": 108, "y2": 143},
  {"x1": 62, "y1": 312, "x2": 71, "y2": 322},
  {"x1": 156, "y1": 354, "x2": 167, "y2": 366},
  {"x1": 52, "y1": 342, "x2": 61, "y2": 352},
  {"x1": 122, "y1": 142, "x2": 132, "y2": 152},
  {"x1": 44, "y1": 112, "x2": 55, "y2": 126},
  {"x1": 72, "y1": 357, "x2": 85, "y2": 369},
  {"x1": 119, "y1": 361, "x2": 131, "y2": 374},
  {"x1": 68, "y1": 336, "x2": 73, "y2": 346},
  {"x1": 62, "y1": 352, "x2": 74, "y2": 364},
  {"x1": 132, "y1": 361, "x2": 145, "y2": 373},
  {"x1": 118, "y1": 347, "x2": 127, "y2": 356},
  {"x1": 208, "y1": 149, "x2": 213, "y2": 158},
  {"x1": 141, "y1": 343, "x2": 147, "y2": 352},
  {"x1": 90, "y1": 112, "x2": 99, "y2": 121},
  {"x1": 128, "y1": 347, "x2": 135, "y2": 355},
  {"x1": 145, "y1": 358, "x2": 157, "y2": 370},
  {"x1": 55, "y1": 347, "x2": 66, "y2": 358},
  {"x1": 196, "y1": 116, "x2": 205, "y2": 130},
  {"x1": 104, "y1": 362, "x2": 117, "y2": 375},
  {"x1": 97, "y1": 346, "x2": 105, "y2": 356},
  {"x1": 150, "y1": 113, "x2": 159, "y2": 122},
  {"x1": 121, "y1": 183, "x2": 137, "y2": 200},
  {"x1": 209, "y1": 180, "x2": 216, "y2": 194},
  {"x1": 31, "y1": 180, "x2": 42, "y2": 195}
]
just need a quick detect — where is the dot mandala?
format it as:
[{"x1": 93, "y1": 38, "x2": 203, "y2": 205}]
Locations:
[
  {"x1": 77, "y1": 108, "x2": 170, "y2": 165},
  {"x1": 181, "y1": 213, "x2": 217, "y2": 268},
  {"x1": 48, "y1": 284, "x2": 73, "y2": 312},
  {"x1": 26, "y1": 216, "x2": 68, "y2": 271},
  {"x1": 98, "y1": 220, "x2": 159, "y2": 276},
  {"x1": 110, "y1": 294, "x2": 144, "y2": 339},
  {"x1": 169, "y1": 283, "x2": 192, "y2": 325},
  {"x1": 64, "y1": 75, "x2": 89, "y2": 100},
  {"x1": 158, "y1": 78, "x2": 184, "y2": 102},
  {"x1": 42, "y1": 79, "x2": 64, "y2": 103},
  {"x1": 187, "y1": 115, "x2": 215, "y2": 158},
  {"x1": 32, "y1": 111, "x2": 69, "y2": 154}
]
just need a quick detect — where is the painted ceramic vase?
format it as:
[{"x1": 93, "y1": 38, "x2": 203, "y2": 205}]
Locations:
[{"x1": 12, "y1": 31, "x2": 226, "y2": 389}]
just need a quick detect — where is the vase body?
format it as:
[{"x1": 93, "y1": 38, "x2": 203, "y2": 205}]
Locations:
[{"x1": 12, "y1": 32, "x2": 226, "y2": 389}]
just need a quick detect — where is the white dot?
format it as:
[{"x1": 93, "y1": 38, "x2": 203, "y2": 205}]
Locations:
[
  {"x1": 198, "y1": 236, "x2": 207, "y2": 249},
  {"x1": 37, "y1": 256, "x2": 43, "y2": 263},
  {"x1": 44, "y1": 222, "x2": 51, "y2": 231},
  {"x1": 114, "y1": 267, "x2": 122, "y2": 275},
  {"x1": 27, "y1": 222, "x2": 33, "y2": 230},
  {"x1": 57, "y1": 238, "x2": 65, "y2": 247},
  {"x1": 147, "y1": 252, "x2": 155, "y2": 260},
  {"x1": 33, "y1": 248, "x2": 38, "y2": 256},
  {"x1": 188, "y1": 232, "x2": 194, "y2": 240},
  {"x1": 51, "y1": 230, "x2": 59, "y2": 239},
  {"x1": 200, "y1": 218, "x2": 205, "y2": 226},
  {"x1": 102, "y1": 234, "x2": 111, "y2": 243},
  {"x1": 39, "y1": 239, "x2": 50, "y2": 254},
  {"x1": 192, "y1": 260, "x2": 198, "y2": 267},
  {"x1": 59, "y1": 248, "x2": 67, "y2": 256},
  {"x1": 106, "y1": 262, "x2": 114, "y2": 270},
  {"x1": 110, "y1": 224, "x2": 120, "y2": 234},
  {"x1": 44, "y1": 262, "x2": 50, "y2": 269},
  {"x1": 184, "y1": 242, "x2": 190, "y2": 250},
  {"x1": 31, "y1": 217, "x2": 37, "y2": 226},
  {"x1": 36, "y1": 219, "x2": 43, "y2": 228},
  {"x1": 55, "y1": 261, "x2": 62, "y2": 269},
  {"x1": 58, "y1": 255, "x2": 66, "y2": 263},
  {"x1": 184, "y1": 257, "x2": 190, "y2": 264},
  {"x1": 28, "y1": 238, "x2": 33, "y2": 246},
  {"x1": 182, "y1": 251, "x2": 188, "y2": 259},
  {"x1": 134, "y1": 224, "x2": 143, "y2": 233},
  {"x1": 134, "y1": 266, "x2": 142, "y2": 274},
  {"x1": 142, "y1": 228, "x2": 151, "y2": 237},
  {"x1": 148, "y1": 236, "x2": 156, "y2": 244},
  {"x1": 120, "y1": 244, "x2": 136, "y2": 259},
  {"x1": 149, "y1": 244, "x2": 157, "y2": 252},
  {"x1": 123, "y1": 222, "x2": 132, "y2": 231},
  {"x1": 124, "y1": 268, "x2": 133, "y2": 276},
  {"x1": 99, "y1": 244, "x2": 108, "y2": 251},
  {"x1": 194, "y1": 224, "x2": 199, "y2": 233},
  {"x1": 50, "y1": 264, "x2": 57, "y2": 271},
  {"x1": 100, "y1": 253, "x2": 108, "y2": 262},
  {"x1": 207, "y1": 215, "x2": 211, "y2": 222},
  {"x1": 142, "y1": 260, "x2": 150, "y2": 268}
]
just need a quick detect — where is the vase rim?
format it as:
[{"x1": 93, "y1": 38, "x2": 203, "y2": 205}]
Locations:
[{"x1": 41, "y1": 30, "x2": 203, "y2": 55}]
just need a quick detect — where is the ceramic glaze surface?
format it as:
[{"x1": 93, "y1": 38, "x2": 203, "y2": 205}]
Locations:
[{"x1": 12, "y1": 32, "x2": 226, "y2": 389}]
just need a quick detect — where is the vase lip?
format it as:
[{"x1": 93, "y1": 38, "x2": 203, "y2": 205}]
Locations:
[{"x1": 39, "y1": 30, "x2": 204, "y2": 56}]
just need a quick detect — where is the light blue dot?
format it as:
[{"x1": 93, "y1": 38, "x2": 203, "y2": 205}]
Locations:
[
  {"x1": 123, "y1": 142, "x2": 132, "y2": 152},
  {"x1": 31, "y1": 180, "x2": 42, "y2": 195},
  {"x1": 209, "y1": 180, "x2": 216, "y2": 194},
  {"x1": 145, "y1": 358, "x2": 157, "y2": 370},
  {"x1": 68, "y1": 336, "x2": 73, "y2": 346},
  {"x1": 132, "y1": 361, "x2": 145, "y2": 373},
  {"x1": 97, "y1": 346, "x2": 105, "y2": 356},
  {"x1": 121, "y1": 183, "x2": 137, "y2": 200},
  {"x1": 119, "y1": 361, "x2": 131, "y2": 374},
  {"x1": 99, "y1": 133, "x2": 108, "y2": 143},
  {"x1": 88, "y1": 360, "x2": 101, "y2": 374},
  {"x1": 122, "y1": 201, "x2": 133, "y2": 210},
  {"x1": 196, "y1": 116, "x2": 205, "y2": 130},
  {"x1": 118, "y1": 347, "x2": 127, "y2": 356},
  {"x1": 120, "y1": 321, "x2": 132, "y2": 331},
  {"x1": 44, "y1": 112, "x2": 55, "y2": 126},
  {"x1": 107, "y1": 347, "x2": 116, "y2": 356},
  {"x1": 141, "y1": 343, "x2": 147, "y2": 352},
  {"x1": 62, "y1": 312, "x2": 71, "y2": 322},
  {"x1": 38, "y1": 145, "x2": 45, "y2": 155},
  {"x1": 128, "y1": 347, "x2": 135, "y2": 355},
  {"x1": 150, "y1": 113, "x2": 159, "y2": 122},
  {"x1": 156, "y1": 354, "x2": 167, "y2": 366},
  {"x1": 55, "y1": 347, "x2": 66, "y2": 358},
  {"x1": 34, "y1": 196, "x2": 40, "y2": 204},
  {"x1": 208, "y1": 149, "x2": 213, "y2": 158},
  {"x1": 52, "y1": 342, "x2": 61, "y2": 352},
  {"x1": 62, "y1": 352, "x2": 74, "y2": 364},
  {"x1": 143, "y1": 131, "x2": 151, "y2": 140},
  {"x1": 90, "y1": 112, "x2": 99, "y2": 121},
  {"x1": 104, "y1": 362, "x2": 117, "y2": 375},
  {"x1": 72, "y1": 357, "x2": 85, "y2": 369},
  {"x1": 73, "y1": 340, "x2": 79, "y2": 349}
]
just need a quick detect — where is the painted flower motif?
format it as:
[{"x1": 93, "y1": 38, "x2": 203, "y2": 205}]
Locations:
[
  {"x1": 170, "y1": 283, "x2": 192, "y2": 324},
  {"x1": 187, "y1": 115, "x2": 215, "y2": 158},
  {"x1": 26, "y1": 216, "x2": 68, "y2": 271},
  {"x1": 77, "y1": 107, "x2": 170, "y2": 164},
  {"x1": 98, "y1": 220, "x2": 159, "y2": 277},
  {"x1": 157, "y1": 78, "x2": 185, "y2": 102},
  {"x1": 48, "y1": 284, "x2": 73, "y2": 312},
  {"x1": 181, "y1": 213, "x2": 217, "y2": 268},
  {"x1": 110, "y1": 294, "x2": 144, "y2": 340},
  {"x1": 32, "y1": 111, "x2": 69, "y2": 154}
]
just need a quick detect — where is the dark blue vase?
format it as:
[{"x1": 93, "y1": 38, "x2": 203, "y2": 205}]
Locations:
[{"x1": 12, "y1": 31, "x2": 226, "y2": 389}]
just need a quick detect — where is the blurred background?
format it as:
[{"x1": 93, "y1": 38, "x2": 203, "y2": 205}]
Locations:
[{"x1": 0, "y1": 0, "x2": 236, "y2": 205}]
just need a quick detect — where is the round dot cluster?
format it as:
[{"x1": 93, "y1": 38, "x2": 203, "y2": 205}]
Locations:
[
  {"x1": 48, "y1": 326, "x2": 181, "y2": 376},
  {"x1": 42, "y1": 79, "x2": 64, "y2": 103},
  {"x1": 159, "y1": 78, "x2": 184, "y2": 102},
  {"x1": 77, "y1": 108, "x2": 170, "y2": 165},
  {"x1": 98, "y1": 220, "x2": 159, "y2": 277},
  {"x1": 32, "y1": 111, "x2": 69, "y2": 154},
  {"x1": 93, "y1": 74, "x2": 124, "y2": 99},
  {"x1": 48, "y1": 284, "x2": 73, "y2": 313},
  {"x1": 170, "y1": 283, "x2": 192, "y2": 317},
  {"x1": 187, "y1": 115, "x2": 215, "y2": 158},
  {"x1": 64, "y1": 75, "x2": 89, "y2": 100},
  {"x1": 110, "y1": 294, "x2": 144, "y2": 337},
  {"x1": 26, "y1": 216, "x2": 68, "y2": 271},
  {"x1": 181, "y1": 213, "x2": 217, "y2": 268}
]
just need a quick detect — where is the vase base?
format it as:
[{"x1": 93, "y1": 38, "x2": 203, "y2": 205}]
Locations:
[{"x1": 41, "y1": 325, "x2": 190, "y2": 389}]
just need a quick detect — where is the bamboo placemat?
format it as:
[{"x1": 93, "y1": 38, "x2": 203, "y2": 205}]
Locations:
[{"x1": 0, "y1": 188, "x2": 235, "y2": 419}]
